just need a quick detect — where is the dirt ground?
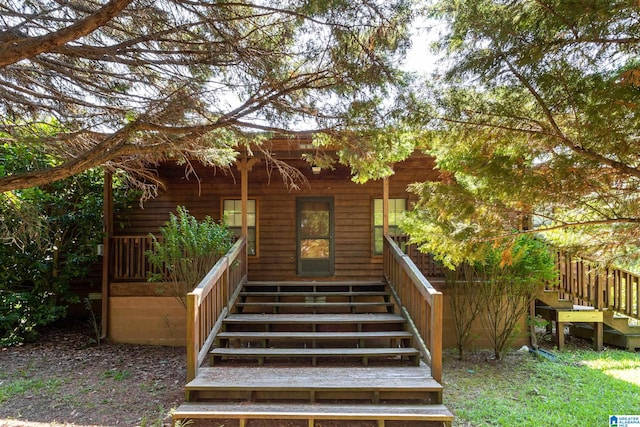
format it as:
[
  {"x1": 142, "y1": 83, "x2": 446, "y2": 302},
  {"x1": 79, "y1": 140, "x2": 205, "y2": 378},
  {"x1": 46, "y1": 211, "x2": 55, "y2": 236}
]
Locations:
[
  {"x1": 0, "y1": 322, "x2": 432, "y2": 427},
  {"x1": 0, "y1": 321, "x2": 185, "y2": 427}
]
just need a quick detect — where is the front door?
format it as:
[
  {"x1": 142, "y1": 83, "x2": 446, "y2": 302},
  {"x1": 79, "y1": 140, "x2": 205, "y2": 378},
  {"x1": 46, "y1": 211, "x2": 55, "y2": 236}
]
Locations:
[{"x1": 297, "y1": 197, "x2": 334, "y2": 276}]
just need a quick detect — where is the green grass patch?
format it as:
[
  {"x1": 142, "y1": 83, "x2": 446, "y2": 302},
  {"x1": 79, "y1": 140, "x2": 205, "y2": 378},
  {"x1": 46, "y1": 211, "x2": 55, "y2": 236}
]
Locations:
[
  {"x1": 102, "y1": 369, "x2": 132, "y2": 381},
  {"x1": 444, "y1": 348, "x2": 640, "y2": 426},
  {"x1": 0, "y1": 378, "x2": 62, "y2": 403}
]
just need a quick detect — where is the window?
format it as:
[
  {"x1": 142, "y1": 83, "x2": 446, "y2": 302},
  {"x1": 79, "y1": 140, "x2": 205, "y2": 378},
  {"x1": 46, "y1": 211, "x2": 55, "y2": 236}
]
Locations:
[
  {"x1": 373, "y1": 198, "x2": 406, "y2": 255},
  {"x1": 223, "y1": 199, "x2": 257, "y2": 256}
]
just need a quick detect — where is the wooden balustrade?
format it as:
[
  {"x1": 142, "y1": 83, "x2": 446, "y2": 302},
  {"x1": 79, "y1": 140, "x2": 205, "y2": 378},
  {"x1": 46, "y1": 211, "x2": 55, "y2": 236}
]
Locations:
[
  {"x1": 187, "y1": 237, "x2": 247, "y2": 381},
  {"x1": 383, "y1": 236, "x2": 443, "y2": 383},
  {"x1": 391, "y1": 235, "x2": 445, "y2": 278},
  {"x1": 555, "y1": 251, "x2": 640, "y2": 321},
  {"x1": 392, "y1": 234, "x2": 639, "y2": 322},
  {"x1": 111, "y1": 235, "x2": 160, "y2": 281}
]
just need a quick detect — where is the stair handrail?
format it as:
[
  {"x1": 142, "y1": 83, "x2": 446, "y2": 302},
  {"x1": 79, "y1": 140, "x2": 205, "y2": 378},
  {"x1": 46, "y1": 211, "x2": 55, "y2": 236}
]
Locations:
[
  {"x1": 186, "y1": 237, "x2": 247, "y2": 381},
  {"x1": 383, "y1": 235, "x2": 443, "y2": 383}
]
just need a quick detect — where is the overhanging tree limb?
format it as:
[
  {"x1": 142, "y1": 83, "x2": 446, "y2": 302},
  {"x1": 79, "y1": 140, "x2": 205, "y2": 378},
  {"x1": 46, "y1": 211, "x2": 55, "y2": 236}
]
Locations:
[
  {"x1": 0, "y1": 0, "x2": 134, "y2": 68},
  {"x1": 0, "y1": 123, "x2": 137, "y2": 192}
]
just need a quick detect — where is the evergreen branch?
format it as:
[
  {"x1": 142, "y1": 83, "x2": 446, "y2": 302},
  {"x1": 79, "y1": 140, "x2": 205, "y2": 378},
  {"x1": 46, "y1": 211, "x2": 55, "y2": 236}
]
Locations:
[{"x1": 0, "y1": 0, "x2": 134, "y2": 67}]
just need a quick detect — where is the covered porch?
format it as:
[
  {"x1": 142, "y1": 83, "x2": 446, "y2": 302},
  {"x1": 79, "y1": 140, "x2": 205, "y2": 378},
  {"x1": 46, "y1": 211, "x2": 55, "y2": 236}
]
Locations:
[{"x1": 99, "y1": 137, "x2": 441, "y2": 345}]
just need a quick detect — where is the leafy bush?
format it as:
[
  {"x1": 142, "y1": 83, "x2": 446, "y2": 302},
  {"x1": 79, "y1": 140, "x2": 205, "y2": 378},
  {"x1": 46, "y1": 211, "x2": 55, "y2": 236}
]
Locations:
[
  {"x1": 444, "y1": 262, "x2": 485, "y2": 360},
  {"x1": 0, "y1": 291, "x2": 66, "y2": 347},
  {"x1": 1, "y1": 139, "x2": 135, "y2": 346},
  {"x1": 146, "y1": 206, "x2": 234, "y2": 307},
  {"x1": 478, "y1": 236, "x2": 557, "y2": 360}
]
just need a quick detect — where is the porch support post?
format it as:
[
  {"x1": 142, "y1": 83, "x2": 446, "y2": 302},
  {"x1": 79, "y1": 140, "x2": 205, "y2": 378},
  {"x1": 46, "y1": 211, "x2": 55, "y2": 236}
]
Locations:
[
  {"x1": 237, "y1": 158, "x2": 258, "y2": 238},
  {"x1": 101, "y1": 169, "x2": 113, "y2": 340},
  {"x1": 383, "y1": 177, "x2": 389, "y2": 235}
]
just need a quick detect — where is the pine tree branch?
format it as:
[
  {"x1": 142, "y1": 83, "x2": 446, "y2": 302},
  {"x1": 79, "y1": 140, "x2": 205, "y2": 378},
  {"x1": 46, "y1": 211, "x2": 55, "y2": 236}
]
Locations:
[{"x1": 0, "y1": 0, "x2": 134, "y2": 68}]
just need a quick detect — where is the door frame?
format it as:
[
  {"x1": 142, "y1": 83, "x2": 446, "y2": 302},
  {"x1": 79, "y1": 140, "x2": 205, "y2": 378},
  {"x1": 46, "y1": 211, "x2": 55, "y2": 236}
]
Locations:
[{"x1": 296, "y1": 197, "x2": 335, "y2": 277}]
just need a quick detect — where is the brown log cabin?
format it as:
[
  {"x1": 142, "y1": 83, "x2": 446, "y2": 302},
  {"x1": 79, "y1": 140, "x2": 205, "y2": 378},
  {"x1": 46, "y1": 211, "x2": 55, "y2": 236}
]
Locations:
[
  {"x1": 96, "y1": 136, "x2": 640, "y2": 425},
  {"x1": 101, "y1": 136, "x2": 526, "y2": 352}
]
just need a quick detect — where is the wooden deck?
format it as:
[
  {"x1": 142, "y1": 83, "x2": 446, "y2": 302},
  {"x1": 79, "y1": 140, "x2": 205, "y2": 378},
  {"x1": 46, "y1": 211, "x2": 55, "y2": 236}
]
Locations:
[{"x1": 175, "y1": 278, "x2": 452, "y2": 426}]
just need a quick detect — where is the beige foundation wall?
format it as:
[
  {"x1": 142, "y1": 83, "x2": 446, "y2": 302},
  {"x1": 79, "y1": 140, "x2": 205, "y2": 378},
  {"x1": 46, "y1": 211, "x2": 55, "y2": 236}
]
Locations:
[
  {"x1": 106, "y1": 288, "x2": 529, "y2": 351},
  {"x1": 108, "y1": 296, "x2": 187, "y2": 346}
]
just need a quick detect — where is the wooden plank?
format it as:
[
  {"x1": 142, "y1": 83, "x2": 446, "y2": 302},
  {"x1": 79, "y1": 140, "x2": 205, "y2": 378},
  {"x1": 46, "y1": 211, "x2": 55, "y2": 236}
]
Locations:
[
  {"x1": 210, "y1": 347, "x2": 419, "y2": 357},
  {"x1": 109, "y1": 282, "x2": 179, "y2": 297},
  {"x1": 223, "y1": 313, "x2": 406, "y2": 324},
  {"x1": 172, "y1": 402, "x2": 454, "y2": 422},
  {"x1": 217, "y1": 331, "x2": 413, "y2": 340},
  {"x1": 235, "y1": 302, "x2": 393, "y2": 308},
  {"x1": 557, "y1": 310, "x2": 603, "y2": 323},
  {"x1": 240, "y1": 291, "x2": 388, "y2": 297},
  {"x1": 187, "y1": 366, "x2": 440, "y2": 391}
]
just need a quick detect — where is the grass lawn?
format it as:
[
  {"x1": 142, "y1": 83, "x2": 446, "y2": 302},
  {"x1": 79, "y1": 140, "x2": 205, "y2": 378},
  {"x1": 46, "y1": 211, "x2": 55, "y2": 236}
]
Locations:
[{"x1": 443, "y1": 345, "x2": 640, "y2": 427}]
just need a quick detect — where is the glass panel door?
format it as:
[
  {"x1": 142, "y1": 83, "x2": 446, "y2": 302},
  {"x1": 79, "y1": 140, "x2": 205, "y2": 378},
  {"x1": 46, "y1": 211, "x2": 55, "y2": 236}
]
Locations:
[{"x1": 297, "y1": 197, "x2": 334, "y2": 276}]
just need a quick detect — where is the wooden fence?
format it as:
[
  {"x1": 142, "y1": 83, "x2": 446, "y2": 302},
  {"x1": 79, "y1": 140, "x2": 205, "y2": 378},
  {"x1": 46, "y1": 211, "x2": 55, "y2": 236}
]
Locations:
[
  {"x1": 383, "y1": 236, "x2": 443, "y2": 383},
  {"x1": 186, "y1": 237, "x2": 247, "y2": 381}
]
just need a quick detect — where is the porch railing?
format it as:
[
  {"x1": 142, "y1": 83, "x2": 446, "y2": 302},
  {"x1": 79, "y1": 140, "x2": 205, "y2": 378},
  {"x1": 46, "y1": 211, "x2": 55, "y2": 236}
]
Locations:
[
  {"x1": 383, "y1": 235, "x2": 443, "y2": 383},
  {"x1": 186, "y1": 237, "x2": 247, "y2": 381},
  {"x1": 110, "y1": 235, "x2": 159, "y2": 281},
  {"x1": 555, "y1": 251, "x2": 639, "y2": 321},
  {"x1": 391, "y1": 235, "x2": 445, "y2": 278}
]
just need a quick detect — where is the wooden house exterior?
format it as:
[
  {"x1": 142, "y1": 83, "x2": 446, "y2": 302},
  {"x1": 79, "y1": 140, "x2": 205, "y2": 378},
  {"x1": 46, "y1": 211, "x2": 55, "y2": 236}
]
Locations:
[
  {"x1": 94, "y1": 135, "x2": 640, "y2": 425},
  {"x1": 100, "y1": 136, "x2": 461, "y2": 425},
  {"x1": 104, "y1": 138, "x2": 433, "y2": 342},
  {"x1": 101, "y1": 137, "x2": 529, "y2": 352}
]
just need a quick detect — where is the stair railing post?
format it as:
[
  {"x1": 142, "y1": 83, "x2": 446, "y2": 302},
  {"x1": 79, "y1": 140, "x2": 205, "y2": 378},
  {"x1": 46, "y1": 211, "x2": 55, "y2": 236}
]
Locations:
[
  {"x1": 430, "y1": 291, "x2": 443, "y2": 383},
  {"x1": 222, "y1": 255, "x2": 229, "y2": 306},
  {"x1": 187, "y1": 291, "x2": 200, "y2": 382}
]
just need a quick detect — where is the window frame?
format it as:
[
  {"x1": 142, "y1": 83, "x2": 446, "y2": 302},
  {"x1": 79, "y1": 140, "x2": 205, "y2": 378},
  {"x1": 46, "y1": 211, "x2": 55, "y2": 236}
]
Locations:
[
  {"x1": 372, "y1": 198, "x2": 407, "y2": 256},
  {"x1": 221, "y1": 198, "x2": 258, "y2": 257}
]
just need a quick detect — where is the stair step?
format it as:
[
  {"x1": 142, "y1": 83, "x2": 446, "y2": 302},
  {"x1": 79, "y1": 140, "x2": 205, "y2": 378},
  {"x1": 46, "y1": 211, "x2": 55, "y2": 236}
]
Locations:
[
  {"x1": 570, "y1": 323, "x2": 640, "y2": 350},
  {"x1": 210, "y1": 347, "x2": 421, "y2": 366},
  {"x1": 223, "y1": 313, "x2": 406, "y2": 325},
  {"x1": 186, "y1": 366, "x2": 441, "y2": 402},
  {"x1": 537, "y1": 290, "x2": 574, "y2": 309},
  {"x1": 211, "y1": 347, "x2": 419, "y2": 358},
  {"x1": 603, "y1": 310, "x2": 640, "y2": 334},
  {"x1": 217, "y1": 331, "x2": 413, "y2": 341},
  {"x1": 246, "y1": 281, "x2": 386, "y2": 287},
  {"x1": 172, "y1": 402, "x2": 454, "y2": 425},
  {"x1": 241, "y1": 291, "x2": 389, "y2": 297},
  {"x1": 236, "y1": 301, "x2": 394, "y2": 308}
]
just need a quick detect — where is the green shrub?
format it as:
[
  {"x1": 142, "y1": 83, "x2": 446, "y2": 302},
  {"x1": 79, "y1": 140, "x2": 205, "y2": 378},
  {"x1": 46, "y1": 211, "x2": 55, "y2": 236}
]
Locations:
[
  {"x1": 1, "y1": 138, "x2": 136, "y2": 346},
  {"x1": 478, "y1": 235, "x2": 557, "y2": 360},
  {"x1": 0, "y1": 291, "x2": 66, "y2": 347},
  {"x1": 146, "y1": 206, "x2": 234, "y2": 307},
  {"x1": 445, "y1": 262, "x2": 485, "y2": 360}
]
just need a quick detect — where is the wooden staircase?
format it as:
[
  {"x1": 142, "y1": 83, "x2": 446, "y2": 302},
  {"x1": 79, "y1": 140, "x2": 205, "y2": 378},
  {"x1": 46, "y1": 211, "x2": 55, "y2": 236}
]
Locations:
[
  {"x1": 173, "y1": 281, "x2": 453, "y2": 426},
  {"x1": 536, "y1": 290, "x2": 640, "y2": 351},
  {"x1": 571, "y1": 310, "x2": 640, "y2": 351}
]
